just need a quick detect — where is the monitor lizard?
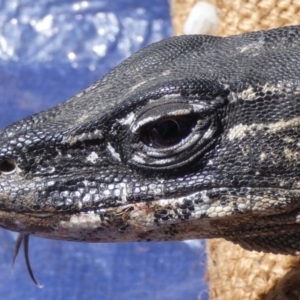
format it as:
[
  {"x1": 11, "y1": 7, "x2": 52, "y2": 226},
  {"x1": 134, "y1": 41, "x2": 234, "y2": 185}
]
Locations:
[{"x1": 1, "y1": 26, "x2": 300, "y2": 269}]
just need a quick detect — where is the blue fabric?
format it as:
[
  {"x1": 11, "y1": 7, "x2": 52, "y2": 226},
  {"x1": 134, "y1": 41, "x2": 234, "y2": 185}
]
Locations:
[{"x1": 0, "y1": 1, "x2": 208, "y2": 299}]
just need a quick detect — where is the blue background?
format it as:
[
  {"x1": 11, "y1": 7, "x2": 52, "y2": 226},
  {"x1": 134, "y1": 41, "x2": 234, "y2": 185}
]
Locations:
[{"x1": 0, "y1": 1, "x2": 208, "y2": 299}]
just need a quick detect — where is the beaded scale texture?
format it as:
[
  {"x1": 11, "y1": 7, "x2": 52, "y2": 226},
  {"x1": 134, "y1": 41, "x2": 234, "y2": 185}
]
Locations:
[{"x1": 0, "y1": 26, "x2": 300, "y2": 255}]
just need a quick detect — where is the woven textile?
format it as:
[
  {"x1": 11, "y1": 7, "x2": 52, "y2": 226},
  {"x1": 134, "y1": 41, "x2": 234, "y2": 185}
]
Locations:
[{"x1": 172, "y1": 0, "x2": 300, "y2": 36}]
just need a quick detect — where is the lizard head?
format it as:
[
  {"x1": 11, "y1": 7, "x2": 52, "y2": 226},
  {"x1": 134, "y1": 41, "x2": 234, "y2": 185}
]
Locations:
[{"x1": 1, "y1": 26, "x2": 300, "y2": 254}]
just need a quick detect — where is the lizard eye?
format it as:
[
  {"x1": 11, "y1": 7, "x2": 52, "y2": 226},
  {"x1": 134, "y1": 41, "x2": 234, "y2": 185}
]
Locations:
[
  {"x1": 141, "y1": 116, "x2": 196, "y2": 148},
  {"x1": 119, "y1": 98, "x2": 223, "y2": 170},
  {"x1": 0, "y1": 159, "x2": 16, "y2": 174}
]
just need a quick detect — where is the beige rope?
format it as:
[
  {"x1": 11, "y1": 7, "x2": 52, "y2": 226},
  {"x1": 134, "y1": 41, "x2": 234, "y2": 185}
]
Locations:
[
  {"x1": 207, "y1": 240, "x2": 300, "y2": 300},
  {"x1": 172, "y1": 0, "x2": 300, "y2": 36},
  {"x1": 216, "y1": 0, "x2": 300, "y2": 36}
]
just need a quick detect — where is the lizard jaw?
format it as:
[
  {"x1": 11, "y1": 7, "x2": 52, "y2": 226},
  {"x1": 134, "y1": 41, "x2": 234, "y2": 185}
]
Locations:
[{"x1": 1, "y1": 187, "x2": 299, "y2": 247}]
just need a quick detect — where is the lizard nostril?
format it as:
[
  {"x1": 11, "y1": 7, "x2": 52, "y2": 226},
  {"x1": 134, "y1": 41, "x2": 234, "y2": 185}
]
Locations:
[{"x1": 0, "y1": 159, "x2": 16, "y2": 174}]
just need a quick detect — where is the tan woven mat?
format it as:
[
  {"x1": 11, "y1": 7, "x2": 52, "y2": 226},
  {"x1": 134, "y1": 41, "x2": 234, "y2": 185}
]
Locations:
[{"x1": 172, "y1": 0, "x2": 300, "y2": 36}]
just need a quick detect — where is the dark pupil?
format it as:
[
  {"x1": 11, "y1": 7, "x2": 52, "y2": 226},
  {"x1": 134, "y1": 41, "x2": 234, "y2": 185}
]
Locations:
[
  {"x1": 155, "y1": 120, "x2": 179, "y2": 141},
  {"x1": 148, "y1": 117, "x2": 192, "y2": 147}
]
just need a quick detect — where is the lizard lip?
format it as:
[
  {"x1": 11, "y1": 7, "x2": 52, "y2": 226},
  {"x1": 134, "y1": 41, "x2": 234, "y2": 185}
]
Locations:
[
  {"x1": 0, "y1": 186, "x2": 298, "y2": 246},
  {"x1": 22, "y1": 212, "x2": 55, "y2": 218}
]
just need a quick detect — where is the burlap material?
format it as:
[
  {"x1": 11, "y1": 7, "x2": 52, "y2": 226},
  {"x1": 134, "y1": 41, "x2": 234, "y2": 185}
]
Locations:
[
  {"x1": 172, "y1": 0, "x2": 300, "y2": 36},
  {"x1": 171, "y1": 1, "x2": 300, "y2": 299},
  {"x1": 207, "y1": 240, "x2": 300, "y2": 300}
]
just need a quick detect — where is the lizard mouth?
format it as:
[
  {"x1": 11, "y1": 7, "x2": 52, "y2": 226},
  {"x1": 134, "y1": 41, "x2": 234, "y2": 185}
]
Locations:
[{"x1": 0, "y1": 186, "x2": 299, "y2": 244}]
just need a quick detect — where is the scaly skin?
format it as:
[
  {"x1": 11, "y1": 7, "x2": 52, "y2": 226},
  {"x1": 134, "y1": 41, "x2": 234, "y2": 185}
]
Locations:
[{"x1": 1, "y1": 26, "x2": 300, "y2": 254}]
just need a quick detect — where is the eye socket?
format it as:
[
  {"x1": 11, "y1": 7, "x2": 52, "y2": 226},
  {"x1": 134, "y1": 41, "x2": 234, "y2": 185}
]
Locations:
[
  {"x1": 141, "y1": 116, "x2": 197, "y2": 148},
  {"x1": 0, "y1": 159, "x2": 16, "y2": 174}
]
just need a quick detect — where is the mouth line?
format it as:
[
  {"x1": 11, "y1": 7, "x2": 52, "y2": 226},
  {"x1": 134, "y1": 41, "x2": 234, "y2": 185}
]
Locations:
[
  {"x1": 1, "y1": 185, "x2": 298, "y2": 222},
  {"x1": 226, "y1": 220, "x2": 300, "y2": 239},
  {"x1": 0, "y1": 186, "x2": 299, "y2": 246}
]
